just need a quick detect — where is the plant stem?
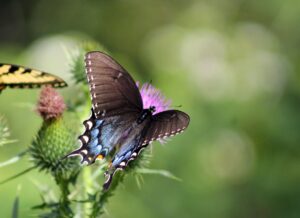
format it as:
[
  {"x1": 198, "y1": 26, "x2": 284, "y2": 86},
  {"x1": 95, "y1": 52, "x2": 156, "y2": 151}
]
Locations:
[
  {"x1": 57, "y1": 178, "x2": 73, "y2": 218},
  {"x1": 83, "y1": 167, "x2": 93, "y2": 217}
]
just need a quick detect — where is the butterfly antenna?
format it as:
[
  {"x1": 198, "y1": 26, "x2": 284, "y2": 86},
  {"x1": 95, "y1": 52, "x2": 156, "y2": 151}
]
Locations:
[{"x1": 173, "y1": 104, "x2": 182, "y2": 108}]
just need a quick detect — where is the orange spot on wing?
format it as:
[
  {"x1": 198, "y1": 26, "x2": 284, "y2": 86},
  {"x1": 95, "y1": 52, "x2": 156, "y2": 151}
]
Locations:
[{"x1": 97, "y1": 154, "x2": 104, "y2": 160}]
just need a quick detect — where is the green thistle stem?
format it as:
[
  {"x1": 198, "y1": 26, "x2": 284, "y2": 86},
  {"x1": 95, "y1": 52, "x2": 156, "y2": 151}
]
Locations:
[
  {"x1": 57, "y1": 179, "x2": 73, "y2": 218},
  {"x1": 83, "y1": 167, "x2": 93, "y2": 217}
]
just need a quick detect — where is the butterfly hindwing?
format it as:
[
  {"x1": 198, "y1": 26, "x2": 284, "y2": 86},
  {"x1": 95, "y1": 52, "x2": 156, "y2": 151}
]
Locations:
[
  {"x1": 142, "y1": 110, "x2": 190, "y2": 145},
  {"x1": 0, "y1": 64, "x2": 67, "y2": 92},
  {"x1": 66, "y1": 109, "x2": 140, "y2": 165},
  {"x1": 85, "y1": 51, "x2": 143, "y2": 119},
  {"x1": 103, "y1": 110, "x2": 190, "y2": 190},
  {"x1": 66, "y1": 110, "x2": 103, "y2": 164}
]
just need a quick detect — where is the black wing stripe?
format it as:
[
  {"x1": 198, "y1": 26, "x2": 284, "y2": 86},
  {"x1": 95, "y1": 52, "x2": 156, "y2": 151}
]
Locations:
[
  {"x1": 171, "y1": 117, "x2": 177, "y2": 134},
  {"x1": 94, "y1": 100, "x2": 126, "y2": 109},
  {"x1": 165, "y1": 122, "x2": 172, "y2": 138},
  {"x1": 91, "y1": 76, "x2": 115, "y2": 82},
  {"x1": 94, "y1": 94, "x2": 125, "y2": 102},
  {"x1": 151, "y1": 125, "x2": 160, "y2": 141}
]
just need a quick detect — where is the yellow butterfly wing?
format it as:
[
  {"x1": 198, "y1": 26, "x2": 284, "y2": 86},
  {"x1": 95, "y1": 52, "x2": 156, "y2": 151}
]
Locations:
[{"x1": 0, "y1": 64, "x2": 67, "y2": 92}]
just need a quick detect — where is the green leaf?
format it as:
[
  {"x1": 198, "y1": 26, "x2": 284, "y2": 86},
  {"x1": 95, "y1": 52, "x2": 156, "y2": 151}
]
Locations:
[
  {"x1": 0, "y1": 166, "x2": 36, "y2": 185},
  {"x1": 0, "y1": 150, "x2": 28, "y2": 168},
  {"x1": 12, "y1": 185, "x2": 21, "y2": 218},
  {"x1": 136, "y1": 168, "x2": 182, "y2": 182}
]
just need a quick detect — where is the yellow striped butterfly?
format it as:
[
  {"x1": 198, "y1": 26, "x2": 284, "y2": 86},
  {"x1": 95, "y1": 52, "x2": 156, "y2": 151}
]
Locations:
[{"x1": 0, "y1": 63, "x2": 67, "y2": 93}]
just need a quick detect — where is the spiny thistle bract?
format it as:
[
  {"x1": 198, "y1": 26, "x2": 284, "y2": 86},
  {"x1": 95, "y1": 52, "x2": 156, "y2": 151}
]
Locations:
[
  {"x1": 30, "y1": 86, "x2": 80, "y2": 182},
  {"x1": 0, "y1": 116, "x2": 11, "y2": 146},
  {"x1": 70, "y1": 41, "x2": 105, "y2": 84}
]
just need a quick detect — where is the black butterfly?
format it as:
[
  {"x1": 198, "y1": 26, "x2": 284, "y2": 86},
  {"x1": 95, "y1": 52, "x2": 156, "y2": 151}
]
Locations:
[{"x1": 67, "y1": 51, "x2": 190, "y2": 190}]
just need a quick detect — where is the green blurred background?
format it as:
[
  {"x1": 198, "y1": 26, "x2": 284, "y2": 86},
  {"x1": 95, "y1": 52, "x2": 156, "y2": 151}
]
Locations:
[{"x1": 1, "y1": 0, "x2": 300, "y2": 217}]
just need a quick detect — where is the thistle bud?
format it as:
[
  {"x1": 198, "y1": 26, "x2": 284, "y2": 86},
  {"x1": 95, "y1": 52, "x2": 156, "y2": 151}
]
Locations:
[
  {"x1": 30, "y1": 87, "x2": 80, "y2": 182},
  {"x1": 37, "y1": 86, "x2": 66, "y2": 120}
]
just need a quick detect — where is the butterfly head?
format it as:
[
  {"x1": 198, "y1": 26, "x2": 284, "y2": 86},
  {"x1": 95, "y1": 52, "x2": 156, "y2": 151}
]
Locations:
[
  {"x1": 138, "y1": 106, "x2": 156, "y2": 124},
  {"x1": 149, "y1": 106, "x2": 156, "y2": 114}
]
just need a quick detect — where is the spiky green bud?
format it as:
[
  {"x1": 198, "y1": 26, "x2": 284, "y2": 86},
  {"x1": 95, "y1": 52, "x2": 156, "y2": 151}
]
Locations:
[{"x1": 30, "y1": 118, "x2": 80, "y2": 182}]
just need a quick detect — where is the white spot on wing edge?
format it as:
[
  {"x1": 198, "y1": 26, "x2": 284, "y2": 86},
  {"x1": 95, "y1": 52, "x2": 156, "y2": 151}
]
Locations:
[
  {"x1": 67, "y1": 146, "x2": 86, "y2": 165},
  {"x1": 131, "y1": 152, "x2": 137, "y2": 157},
  {"x1": 119, "y1": 162, "x2": 126, "y2": 167},
  {"x1": 86, "y1": 121, "x2": 93, "y2": 130},
  {"x1": 82, "y1": 135, "x2": 89, "y2": 143},
  {"x1": 81, "y1": 149, "x2": 88, "y2": 155}
]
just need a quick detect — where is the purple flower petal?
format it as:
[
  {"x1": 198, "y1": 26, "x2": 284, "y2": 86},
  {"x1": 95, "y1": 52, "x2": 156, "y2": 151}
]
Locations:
[{"x1": 137, "y1": 82, "x2": 171, "y2": 114}]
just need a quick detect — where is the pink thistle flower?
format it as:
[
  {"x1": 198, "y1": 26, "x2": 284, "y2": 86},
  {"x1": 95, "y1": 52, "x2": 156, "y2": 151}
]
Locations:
[
  {"x1": 37, "y1": 86, "x2": 66, "y2": 120},
  {"x1": 137, "y1": 82, "x2": 172, "y2": 114}
]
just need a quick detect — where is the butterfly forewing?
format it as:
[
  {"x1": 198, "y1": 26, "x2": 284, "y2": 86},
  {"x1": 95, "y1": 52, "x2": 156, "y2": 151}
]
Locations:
[
  {"x1": 0, "y1": 64, "x2": 67, "y2": 90},
  {"x1": 142, "y1": 110, "x2": 190, "y2": 145},
  {"x1": 85, "y1": 52, "x2": 143, "y2": 119}
]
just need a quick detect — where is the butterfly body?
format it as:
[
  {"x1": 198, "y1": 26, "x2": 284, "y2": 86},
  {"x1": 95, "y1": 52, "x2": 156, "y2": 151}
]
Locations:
[{"x1": 66, "y1": 51, "x2": 190, "y2": 190}]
